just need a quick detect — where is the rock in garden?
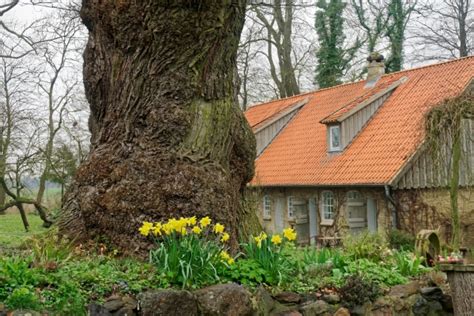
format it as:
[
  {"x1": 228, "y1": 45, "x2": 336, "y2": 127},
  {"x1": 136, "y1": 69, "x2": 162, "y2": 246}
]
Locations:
[
  {"x1": 388, "y1": 281, "x2": 420, "y2": 298},
  {"x1": 138, "y1": 289, "x2": 198, "y2": 316},
  {"x1": 322, "y1": 293, "x2": 340, "y2": 304},
  {"x1": 254, "y1": 286, "x2": 276, "y2": 316},
  {"x1": 104, "y1": 296, "x2": 125, "y2": 312},
  {"x1": 271, "y1": 310, "x2": 303, "y2": 316},
  {"x1": 274, "y1": 292, "x2": 302, "y2": 304},
  {"x1": 333, "y1": 307, "x2": 350, "y2": 316},
  {"x1": 420, "y1": 287, "x2": 443, "y2": 301},
  {"x1": 88, "y1": 303, "x2": 113, "y2": 316},
  {"x1": 299, "y1": 300, "x2": 329, "y2": 316},
  {"x1": 10, "y1": 311, "x2": 41, "y2": 316},
  {"x1": 412, "y1": 296, "x2": 429, "y2": 315},
  {"x1": 195, "y1": 283, "x2": 253, "y2": 316},
  {"x1": 440, "y1": 294, "x2": 453, "y2": 312}
]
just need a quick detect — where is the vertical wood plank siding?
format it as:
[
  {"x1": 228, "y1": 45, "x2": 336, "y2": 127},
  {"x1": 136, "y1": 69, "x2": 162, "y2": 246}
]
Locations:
[
  {"x1": 341, "y1": 93, "x2": 392, "y2": 149},
  {"x1": 395, "y1": 119, "x2": 474, "y2": 189},
  {"x1": 255, "y1": 111, "x2": 299, "y2": 156}
]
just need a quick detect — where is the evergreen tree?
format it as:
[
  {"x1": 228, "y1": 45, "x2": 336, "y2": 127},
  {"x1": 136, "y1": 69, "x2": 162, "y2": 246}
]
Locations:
[{"x1": 315, "y1": 0, "x2": 349, "y2": 88}]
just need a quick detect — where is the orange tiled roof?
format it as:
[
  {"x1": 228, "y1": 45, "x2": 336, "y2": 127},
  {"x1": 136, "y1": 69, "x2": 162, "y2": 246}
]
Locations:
[{"x1": 244, "y1": 56, "x2": 474, "y2": 186}]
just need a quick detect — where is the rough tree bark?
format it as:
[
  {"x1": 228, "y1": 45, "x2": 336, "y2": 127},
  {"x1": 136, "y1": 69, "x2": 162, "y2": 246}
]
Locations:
[{"x1": 59, "y1": 0, "x2": 257, "y2": 253}]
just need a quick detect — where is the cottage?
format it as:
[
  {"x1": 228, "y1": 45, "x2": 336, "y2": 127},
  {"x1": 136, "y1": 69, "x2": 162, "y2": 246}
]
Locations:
[{"x1": 244, "y1": 56, "x2": 474, "y2": 248}]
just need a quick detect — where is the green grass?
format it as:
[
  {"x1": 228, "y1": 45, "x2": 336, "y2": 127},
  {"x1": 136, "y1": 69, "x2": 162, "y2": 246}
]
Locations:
[{"x1": 0, "y1": 213, "x2": 49, "y2": 248}]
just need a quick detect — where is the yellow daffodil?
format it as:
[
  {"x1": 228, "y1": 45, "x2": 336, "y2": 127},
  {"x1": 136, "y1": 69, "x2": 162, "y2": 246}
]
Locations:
[
  {"x1": 192, "y1": 226, "x2": 202, "y2": 234},
  {"x1": 200, "y1": 216, "x2": 212, "y2": 228},
  {"x1": 153, "y1": 223, "x2": 162, "y2": 236},
  {"x1": 187, "y1": 216, "x2": 197, "y2": 226},
  {"x1": 213, "y1": 223, "x2": 225, "y2": 234},
  {"x1": 221, "y1": 232, "x2": 230, "y2": 242},
  {"x1": 220, "y1": 251, "x2": 234, "y2": 265},
  {"x1": 283, "y1": 228, "x2": 297, "y2": 241},
  {"x1": 271, "y1": 234, "x2": 282, "y2": 245},
  {"x1": 139, "y1": 221, "x2": 154, "y2": 236}
]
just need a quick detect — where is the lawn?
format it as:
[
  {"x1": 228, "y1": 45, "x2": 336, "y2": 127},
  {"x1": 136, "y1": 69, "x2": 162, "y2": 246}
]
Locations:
[{"x1": 0, "y1": 213, "x2": 49, "y2": 248}]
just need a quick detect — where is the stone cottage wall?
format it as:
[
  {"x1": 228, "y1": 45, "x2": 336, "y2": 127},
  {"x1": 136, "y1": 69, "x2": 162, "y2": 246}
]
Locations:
[
  {"x1": 394, "y1": 188, "x2": 474, "y2": 249},
  {"x1": 255, "y1": 187, "x2": 392, "y2": 241}
]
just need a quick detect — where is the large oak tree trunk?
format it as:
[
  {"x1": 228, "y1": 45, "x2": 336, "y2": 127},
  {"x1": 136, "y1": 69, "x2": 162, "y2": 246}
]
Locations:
[{"x1": 59, "y1": 0, "x2": 257, "y2": 253}]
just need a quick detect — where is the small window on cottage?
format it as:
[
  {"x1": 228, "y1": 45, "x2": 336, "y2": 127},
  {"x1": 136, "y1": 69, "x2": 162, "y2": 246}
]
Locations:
[
  {"x1": 321, "y1": 191, "x2": 335, "y2": 221},
  {"x1": 329, "y1": 125, "x2": 341, "y2": 151},
  {"x1": 263, "y1": 195, "x2": 271, "y2": 219},
  {"x1": 287, "y1": 196, "x2": 295, "y2": 219}
]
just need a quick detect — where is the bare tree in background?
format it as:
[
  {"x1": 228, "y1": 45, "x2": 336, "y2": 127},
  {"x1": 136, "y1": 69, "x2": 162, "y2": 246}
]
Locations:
[
  {"x1": 238, "y1": 1, "x2": 316, "y2": 107},
  {"x1": 252, "y1": 0, "x2": 301, "y2": 98},
  {"x1": 416, "y1": 0, "x2": 473, "y2": 60},
  {"x1": 34, "y1": 12, "x2": 82, "y2": 207},
  {"x1": 0, "y1": 54, "x2": 52, "y2": 227}
]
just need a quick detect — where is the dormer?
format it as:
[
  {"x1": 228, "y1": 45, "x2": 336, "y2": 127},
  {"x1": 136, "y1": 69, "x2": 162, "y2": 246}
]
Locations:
[
  {"x1": 254, "y1": 97, "x2": 310, "y2": 156},
  {"x1": 321, "y1": 75, "x2": 408, "y2": 153}
]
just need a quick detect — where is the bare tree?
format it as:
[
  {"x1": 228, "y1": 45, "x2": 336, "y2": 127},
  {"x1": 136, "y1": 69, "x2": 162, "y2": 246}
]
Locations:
[
  {"x1": 252, "y1": 0, "x2": 301, "y2": 98},
  {"x1": 416, "y1": 0, "x2": 473, "y2": 60},
  {"x1": 34, "y1": 12, "x2": 81, "y2": 206}
]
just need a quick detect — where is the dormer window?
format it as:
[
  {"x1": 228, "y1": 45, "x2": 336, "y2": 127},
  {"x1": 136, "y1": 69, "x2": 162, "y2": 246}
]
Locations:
[{"x1": 329, "y1": 125, "x2": 341, "y2": 152}]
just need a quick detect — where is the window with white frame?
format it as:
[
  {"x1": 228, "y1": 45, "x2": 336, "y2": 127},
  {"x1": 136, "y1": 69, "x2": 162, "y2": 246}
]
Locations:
[
  {"x1": 329, "y1": 125, "x2": 341, "y2": 151},
  {"x1": 321, "y1": 191, "x2": 335, "y2": 221},
  {"x1": 263, "y1": 195, "x2": 271, "y2": 219},
  {"x1": 287, "y1": 196, "x2": 295, "y2": 219}
]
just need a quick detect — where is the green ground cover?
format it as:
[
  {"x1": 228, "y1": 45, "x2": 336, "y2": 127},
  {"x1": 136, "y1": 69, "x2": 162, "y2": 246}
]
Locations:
[
  {"x1": 0, "y1": 216, "x2": 430, "y2": 315},
  {"x1": 0, "y1": 213, "x2": 49, "y2": 248}
]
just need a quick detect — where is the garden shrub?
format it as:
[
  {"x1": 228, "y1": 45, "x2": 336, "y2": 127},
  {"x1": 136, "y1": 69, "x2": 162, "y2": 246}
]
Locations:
[
  {"x1": 343, "y1": 259, "x2": 408, "y2": 286},
  {"x1": 339, "y1": 274, "x2": 381, "y2": 307},
  {"x1": 388, "y1": 229, "x2": 415, "y2": 251},
  {"x1": 343, "y1": 231, "x2": 389, "y2": 261},
  {"x1": 392, "y1": 251, "x2": 428, "y2": 276}
]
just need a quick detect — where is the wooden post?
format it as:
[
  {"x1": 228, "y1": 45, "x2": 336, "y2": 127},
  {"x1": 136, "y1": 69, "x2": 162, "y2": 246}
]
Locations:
[{"x1": 440, "y1": 264, "x2": 474, "y2": 316}]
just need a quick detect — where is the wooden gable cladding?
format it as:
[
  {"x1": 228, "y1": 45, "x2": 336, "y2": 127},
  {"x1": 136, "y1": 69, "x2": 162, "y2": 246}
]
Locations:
[{"x1": 393, "y1": 118, "x2": 474, "y2": 189}]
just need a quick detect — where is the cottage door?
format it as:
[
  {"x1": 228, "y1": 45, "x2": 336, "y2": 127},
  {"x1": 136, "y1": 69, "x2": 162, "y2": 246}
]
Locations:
[{"x1": 346, "y1": 191, "x2": 367, "y2": 234}]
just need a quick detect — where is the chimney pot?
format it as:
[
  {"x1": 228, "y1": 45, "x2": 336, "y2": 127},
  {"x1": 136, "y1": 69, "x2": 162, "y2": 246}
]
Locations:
[{"x1": 365, "y1": 52, "x2": 385, "y2": 88}]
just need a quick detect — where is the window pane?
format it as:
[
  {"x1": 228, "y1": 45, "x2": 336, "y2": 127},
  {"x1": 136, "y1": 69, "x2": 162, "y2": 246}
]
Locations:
[
  {"x1": 331, "y1": 126, "x2": 340, "y2": 149},
  {"x1": 322, "y1": 191, "x2": 334, "y2": 220}
]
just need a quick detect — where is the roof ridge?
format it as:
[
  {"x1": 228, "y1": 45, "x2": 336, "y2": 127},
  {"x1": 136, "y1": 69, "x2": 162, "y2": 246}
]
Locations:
[{"x1": 246, "y1": 55, "x2": 474, "y2": 110}]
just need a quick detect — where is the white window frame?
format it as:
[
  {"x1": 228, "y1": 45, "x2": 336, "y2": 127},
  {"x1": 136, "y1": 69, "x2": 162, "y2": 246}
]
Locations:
[
  {"x1": 329, "y1": 125, "x2": 341, "y2": 152},
  {"x1": 321, "y1": 191, "x2": 335, "y2": 225},
  {"x1": 263, "y1": 195, "x2": 272, "y2": 220},
  {"x1": 287, "y1": 196, "x2": 295, "y2": 219}
]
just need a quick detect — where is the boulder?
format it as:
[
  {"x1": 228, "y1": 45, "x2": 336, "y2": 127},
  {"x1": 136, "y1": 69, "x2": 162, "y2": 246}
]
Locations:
[
  {"x1": 333, "y1": 307, "x2": 350, "y2": 316},
  {"x1": 412, "y1": 296, "x2": 429, "y2": 316},
  {"x1": 300, "y1": 300, "x2": 330, "y2": 316},
  {"x1": 138, "y1": 289, "x2": 198, "y2": 316},
  {"x1": 104, "y1": 296, "x2": 125, "y2": 312},
  {"x1": 388, "y1": 281, "x2": 420, "y2": 298},
  {"x1": 88, "y1": 303, "x2": 113, "y2": 316},
  {"x1": 440, "y1": 294, "x2": 453, "y2": 312},
  {"x1": 420, "y1": 287, "x2": 443, "y2": 302},
  {"x1": 10, "y1": 311, "x2": 41, "y2": 316},
  {"x1": 427, "y1": 301, "x2": 443, "y2": 314},
  {"x1": 322, "y1": 294, "x2": 340, "y2": 304},
  {"x1": 195, "y1": 283, "x2": 253, "y2": 316},
  {"x1": 274, "y1": 292, "x2": 302, "y2": 304},
  {"x1": 253, "y1": 286, "x2": 276, "y2": 316}
]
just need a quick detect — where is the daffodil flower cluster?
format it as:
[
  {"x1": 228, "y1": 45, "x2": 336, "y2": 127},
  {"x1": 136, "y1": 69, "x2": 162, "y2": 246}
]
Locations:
[
  {"x1": 138, "y1": 216, "x2": 231, "y2": 245},
  {"x1": 252, "y1": 227, "x2": 297, "y2": 248}
]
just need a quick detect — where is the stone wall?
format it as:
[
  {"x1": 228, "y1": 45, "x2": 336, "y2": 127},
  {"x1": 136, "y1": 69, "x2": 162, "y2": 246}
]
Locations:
[{"x1": 394, "y1": 188, "x2": 474, "y2": 249}]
